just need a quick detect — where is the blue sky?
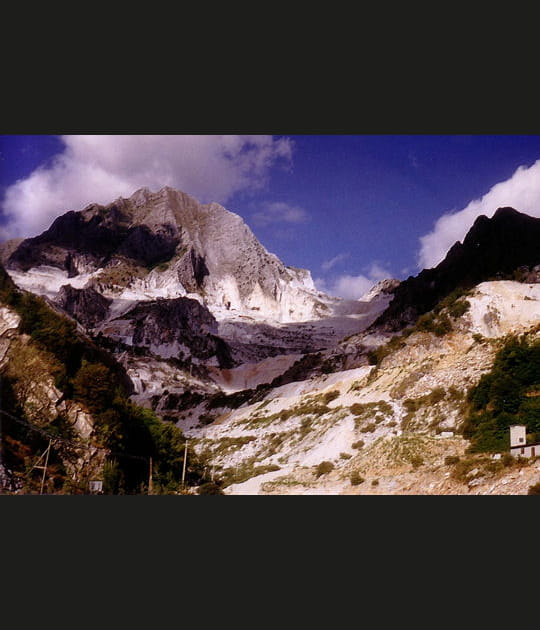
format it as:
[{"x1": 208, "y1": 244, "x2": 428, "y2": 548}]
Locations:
[{"x1": 2, "y1": 134, "x2": 540, "y2": 298}]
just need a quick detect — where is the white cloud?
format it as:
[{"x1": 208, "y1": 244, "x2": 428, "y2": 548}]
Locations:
[
  {"x1": 418, "y1": 159, "x2": 540, "y2": 269},
  {"x1": 316, "y1": 262, "x2": 393, "y2": 300},
  {"x1": 0, "y1": 135, "x2": 293, "y2": 239},
  {"x1": 330, "y1": 274, "x2": 375, "y2": 299},
  {"x1": 251, "y1": 201, "x2": 309, "y2": 227},
  {"x1": 321, "y1": 252, "x2": 349, "y2": 271}
]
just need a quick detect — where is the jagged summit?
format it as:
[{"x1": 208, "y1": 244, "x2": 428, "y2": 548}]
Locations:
[
  {"x1": 374, "y1": 206, "x2": 540, "y2": 331},
  {"x1": 4, "y1": 186, "x2": 332, "y2": 323}
]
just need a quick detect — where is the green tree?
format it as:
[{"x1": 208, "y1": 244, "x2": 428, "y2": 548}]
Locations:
[{"x1": 73, "y1": 361, "x2": 115, "y2": 414}]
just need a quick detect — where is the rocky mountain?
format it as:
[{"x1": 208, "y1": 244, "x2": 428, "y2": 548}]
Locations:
[
  {"x1": 188, "y1": 279, "x2": 540, "y2": 495},
  {"x1": 373, "y1": 207, "x2": 540, "y2": 331},
  {"x1": 5, "y1": 186, "x2": 336, "y2": 323},
  {"x1": 3, "y1": 186, "x2": 395, "y2": 411},
  {"x1": 5, "y1": 188, "x2": 540, "y2": 495}
]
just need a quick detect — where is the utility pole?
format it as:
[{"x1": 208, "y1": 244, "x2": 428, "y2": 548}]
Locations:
[
  {"x1": 39, "y1": 440, "x2": 52, "y2": 495},
  {"x1": 148, "y1": 457, "x2": 153, "y2": 495},
  {"x1": 0, "y1": 410, "x2": 3, "y2": 484},
  {"x1": 0, "y1": 411, "x2": 4, "y2": 494},
  {"x1": 182, "y1": 440, "x2": 188, "y2": 488}
]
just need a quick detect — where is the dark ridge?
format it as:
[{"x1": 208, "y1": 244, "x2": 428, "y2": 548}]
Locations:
[
  {"x1": 373, "y1": 207, "x2": 540, "y2": 331},
  {"x1": 6, "y1": 210, "x2": 130, "y2": 272},
  {"x1": 125, "y1": 297, "x2": 235, "y2": 368},
  {"x1": 6, "y1": 208, "x2": 180, "y2": 273},
  {"x1": 116, "y1": 224, "x2": 180, "y2": 268},
  {"x1": 57, "y1": 285, "x2": 112, "y2": 328}
]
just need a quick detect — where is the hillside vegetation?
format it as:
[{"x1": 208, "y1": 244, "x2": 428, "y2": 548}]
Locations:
[
  {"x1": 462, "y1": 332, "x2": 540, "y2": 453},
  {"x1": 1, "y1": 264, "x2": 219, "y2": 494}
]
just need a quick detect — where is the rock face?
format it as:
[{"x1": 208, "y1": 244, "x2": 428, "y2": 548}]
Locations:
[
  {"x1": 57, "y1": 285, "x2": 112, "y2": 328},
  {"x1": 374, "y1": 207, "x2": 540, "y2": 331},
  {"x1": 5, "y1": 186, "x2": 329, "y2": 323},
  {"x1": 125, "y1": 297, "x2": 234, "y2": 368}
]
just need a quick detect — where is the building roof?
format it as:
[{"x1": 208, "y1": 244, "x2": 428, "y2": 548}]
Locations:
[{"x1": 510, "y1": 443, "x2": 540, "y2": 450}]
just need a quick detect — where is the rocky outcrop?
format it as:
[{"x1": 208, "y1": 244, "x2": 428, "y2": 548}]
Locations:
[
  {"x1": 374, "y1": 207, "x2": 540, "y2": 331},
  {"x1": 57, "y1": 285, "x2": 112, "y2": 328},
  {"x1": 4, "y1": 186, "x2": 329, "y2": 323},
  {"x1": 125, "y1": 297, "x2": 235, "y2": 368}
]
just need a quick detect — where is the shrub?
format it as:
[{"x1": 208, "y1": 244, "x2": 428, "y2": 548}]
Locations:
[
  {"x1": 315, "y1": 461, "x2": 334, "y2": 478},
  {"x1": 427, "y1": 387, "x2": 446, "y2": 405},
  {"x1": 410, "y1": 455, "x2": 424, "y2": 469},
  {"x1": 73, "y1": 360, "x2": 115, "y2": 414},
  {"x1": 351, "y1": 440, "x2": 365, "y2": 450},
  {"x1": 371, "y1": 479, "x2": 379, "y2": 486},
  {"x1": 501, "y1": 453, "x2": 516, "y2": 467},
  {"x1": 198, "y1": 414, "x2": 215, "y2": 426},
  {"x1": 323, "y1": 390, "x2": 340, "y2": 404},
  {"x1": 527, "y1": 482, "x2": 540, "y2": 495},
  {"x1": 404, "y1": 398, "x2": 422, "y2": 413},
  {"x1": 198, "y1": 481, "x2": 224, "y2": 495},
  {"x1": 444, "y1": 455, "x2": 460, "y2": 466},
  {"x1": 360, "y1": 423, "x2": 376, "y2": 433},
  {"x1": 350, "y1": 472, "x2": 364, "y2": 486},
  {"x1": 340, "y1": 452, "x2": 352, "y2": 460},
  {"x1": 447, "y1": 299, "x2": 471, "y2": 319}
]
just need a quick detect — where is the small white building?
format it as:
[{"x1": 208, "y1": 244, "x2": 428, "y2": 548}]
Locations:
[
  {"x1": 89, "y1": 480, "x2": 103, "y2": 493},
  {"x1": 510, "y1": 425, "x2": 540, "y2": 458}
]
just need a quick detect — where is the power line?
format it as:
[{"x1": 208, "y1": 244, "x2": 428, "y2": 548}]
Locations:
[{"x1": 0, "y1": 408, "x2": 149, "y2": 463}]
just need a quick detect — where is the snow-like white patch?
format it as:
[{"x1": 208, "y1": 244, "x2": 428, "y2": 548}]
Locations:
[
  {"x1": 118, "y1": 269, "x2": 187, "y2": 301},
  {"x1": 224, "y1": 465, "x2": 296, "y2": 495},
  {"x1": 268, "y1": 366, "x2": 371, "y2": 402},
  {"x1": 296, "y1": 416, "x2": 356, "y2": 467},
  {"x1": 7, "y1": 266, "x2": 100, "y2": 298},
  {"x1": 467, "y1": 281, "x2": 540, "y2": 337}
]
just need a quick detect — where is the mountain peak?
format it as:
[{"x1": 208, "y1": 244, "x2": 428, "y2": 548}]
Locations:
[
  {"x1": 493, "y1": 206, "x2": 521, "y2": 220},
  {"x1": 374, "y1": 207, "x2": 540, "y2": 331},
  {"x1": 4, "y1": 186, "x2": 328, "y2": 323}
]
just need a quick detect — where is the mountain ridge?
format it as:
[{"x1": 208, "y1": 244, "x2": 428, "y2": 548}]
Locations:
[{"x1": 372, "y1": 206, "x2": 540, "y2": 331}]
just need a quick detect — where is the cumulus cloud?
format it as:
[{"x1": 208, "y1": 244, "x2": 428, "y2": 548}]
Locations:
[
  {"x1": 321, "y1": 252, "x2": 350, "y2": 271},
  {"x1": 418, "y1": 159, "x2": 540, "y2": 269},
  {"x1": 251, "y1": 201, "x2": 309, "y2": 227},
  {"x1": 315, "y1": 262, "x2": 393, "y2": 300},
  {"x1": 0, "y1": 135, "x2": 293, "y2": 239}
]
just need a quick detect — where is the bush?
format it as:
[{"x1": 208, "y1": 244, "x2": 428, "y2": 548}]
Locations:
[
  {"x1": 427, "y1": 387, "x2": 446, "y2": 405},
  {"x1": 527, "y1": 482, "x2": 540, "y2": 495},
  {"x1": 351, "y1": 440, "x2": 365, "y2": 449},
  {"x1": 447, "y1": 299, "x2": 471, "y2": 319},
  {"x1": 360, "y1": 423, "x2": 376, "y2": 433},
  {"x1": 340, "y1": 452, "x2": 352, "y2": 460},
  {"x1": 444, "y1": 455, "x2": 460, "y2": 465},
  {"x1": 315, "y1": 461, "x2": 334, "y2": 478},
  {"x1": 73, "y1": 361, "x2": 115, "y2": 414},
  {"x1": 350, "y1": 472, "x2": 364, "y2": 486},
  {"x1": 410, "y1": 455, "x2": 424, "y2": 469},
  {"x1": 323, "y1": 390, "x2": 340, "y2": 404},
  {"x1": 350, "y1": 403, "x2": 366, "y2": 416},
  {"x1": 371, "y1": 479, "x2": 379, "y2": 486},
  {"x1": 198, "y1": 481, "x2": 224, "y2": 495}
]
